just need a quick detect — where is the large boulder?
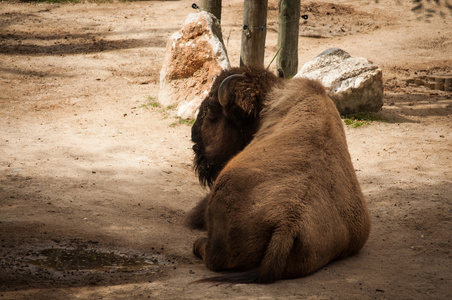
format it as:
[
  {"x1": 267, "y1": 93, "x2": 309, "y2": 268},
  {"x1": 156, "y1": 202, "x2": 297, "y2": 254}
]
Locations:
[
  {"x1": 158, "y1": 12, "x2": 230, "y2": 119},
  {"x1": 295, "y1": 48, "x2": 383, "y2": 115}
]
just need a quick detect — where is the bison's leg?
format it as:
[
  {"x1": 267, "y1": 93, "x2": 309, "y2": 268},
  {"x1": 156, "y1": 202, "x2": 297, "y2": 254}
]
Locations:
[
  {"x1": 186, "y1": 194, "x2": 209, "y2": 230},
  {"x1": 194, "y1": 237, "x2": 231, "y2": 272},
  {"x1": 193, "y1": 237, "x2": 208, "y2": 259}
]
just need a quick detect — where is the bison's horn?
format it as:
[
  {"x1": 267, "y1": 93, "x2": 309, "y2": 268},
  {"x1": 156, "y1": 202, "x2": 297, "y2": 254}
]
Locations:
[{"x1": 218, "y1": 74, "x2": 244, "y2": 107}]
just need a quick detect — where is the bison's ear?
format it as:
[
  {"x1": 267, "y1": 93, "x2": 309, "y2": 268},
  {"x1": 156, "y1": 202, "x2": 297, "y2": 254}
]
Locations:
[
  {"x1": 217, "y1": 73, "x2": 255, "y2": 127},
  {"x1": 218, "y1": 74, "x2": 245, "y2": 108},
  {"x1": 277, "y1": 68, "x2": 285, "y2": 78}
]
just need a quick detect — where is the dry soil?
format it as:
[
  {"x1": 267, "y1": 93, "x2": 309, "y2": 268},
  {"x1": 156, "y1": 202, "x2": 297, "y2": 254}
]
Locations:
[{"x1": 0, "y1": 0, "x2": 451, "y2": 299}]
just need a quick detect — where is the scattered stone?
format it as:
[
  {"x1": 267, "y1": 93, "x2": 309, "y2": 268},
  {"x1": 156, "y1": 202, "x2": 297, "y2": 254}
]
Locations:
[
  {"x1": 295, "y1": 48, "x2": 383, "y2": 115},
  {"x1": 158, "y1": 12, "x2": 230, "y2": 119}
]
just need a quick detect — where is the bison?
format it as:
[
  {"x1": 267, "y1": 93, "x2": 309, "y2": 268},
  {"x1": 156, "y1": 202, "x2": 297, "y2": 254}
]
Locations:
[{"x1": 186, "y1": 66, "x2": 371, "y2": 284}]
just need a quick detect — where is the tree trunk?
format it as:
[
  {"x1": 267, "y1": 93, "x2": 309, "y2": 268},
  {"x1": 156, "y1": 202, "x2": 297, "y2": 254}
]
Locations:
[
  {"x1": 276, "y1": 0, "x2": 300, "y2": 78},
  {"x1": 240, "y1": 0, "x2": 268, "y2": 67},
  {"x1": 200, "y1": 0, "x2": 222, "y2": 23}
]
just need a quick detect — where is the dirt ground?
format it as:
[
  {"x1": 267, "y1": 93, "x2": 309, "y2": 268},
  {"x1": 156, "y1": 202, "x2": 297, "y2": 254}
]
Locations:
[{"x1": 0, "y1": 0, "x2": 451, "y2": 299}]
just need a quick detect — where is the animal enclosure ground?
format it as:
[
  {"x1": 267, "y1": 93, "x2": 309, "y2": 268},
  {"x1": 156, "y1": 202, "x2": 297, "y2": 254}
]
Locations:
[{"x1": 0, "y1": 0, "x2": 451, "y2": 299}]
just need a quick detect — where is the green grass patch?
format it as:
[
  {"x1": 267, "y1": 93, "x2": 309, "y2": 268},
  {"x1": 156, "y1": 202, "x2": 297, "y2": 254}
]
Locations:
[
  {"x1": 141, "y1": 96, "x2": 194, "y2": 127},
  {"x1": 140, "y1": 96, "x2": 172, "y2": 117},
  {"x1": 17, "y1": 0, "x2": 135, "y2": 3},
  {"x1": 343, "y1": 112, "x2": 384, "y2": 128},
  {"x1": 19, "y1": 0, "x2": 81, "y2": 3},
  {"x1": 170, "y1": 118, "x2": 195, "y2": 127},
  {"x1": 140, "y1": 96, "x2": 160, "y2": 109}
]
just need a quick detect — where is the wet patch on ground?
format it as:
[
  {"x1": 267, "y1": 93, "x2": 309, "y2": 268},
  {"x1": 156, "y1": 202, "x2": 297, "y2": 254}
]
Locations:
[
  {"x1": 0, "y1": 242, "x2": 175, "y2": 291},
  {"x1": 27, "y1": 248, "x2": 160, "y2": 272}
]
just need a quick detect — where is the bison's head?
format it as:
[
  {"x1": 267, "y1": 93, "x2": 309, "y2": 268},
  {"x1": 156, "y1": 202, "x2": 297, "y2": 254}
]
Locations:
[{"x1": 192, "y1": 66, "x2": 282, "y2": 188}]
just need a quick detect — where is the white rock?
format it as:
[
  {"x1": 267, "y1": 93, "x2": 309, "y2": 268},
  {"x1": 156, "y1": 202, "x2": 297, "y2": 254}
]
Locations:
[
  {"x1": 158, "y1": 12, "x2": 230, "y2": 119},
  {"x1": 295, "y1": 48, "x2": 383, "y2": 115}
]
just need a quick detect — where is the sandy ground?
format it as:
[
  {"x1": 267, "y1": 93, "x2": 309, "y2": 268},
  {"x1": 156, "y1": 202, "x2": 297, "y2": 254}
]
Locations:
[{"x1": 0, "y1": 0, "x2": 451, "y2": 299}]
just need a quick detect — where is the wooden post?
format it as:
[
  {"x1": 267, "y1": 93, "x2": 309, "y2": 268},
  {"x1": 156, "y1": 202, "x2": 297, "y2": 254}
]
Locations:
[
  {"x1": 200, "y1": 0, "x2": 222, "y2": 23},
  {"x1": 240, "y1": 0, "x2": 268, "y2": 67},
  {"x1": 276, "y1": 0, "x2": 300, "y2": 78},
  {"x1": 435, "y1": 77, "x2": 445, "y2": 91},
  {"x1": 445, "y1": 77, "x2": 452, "y2": 92}
]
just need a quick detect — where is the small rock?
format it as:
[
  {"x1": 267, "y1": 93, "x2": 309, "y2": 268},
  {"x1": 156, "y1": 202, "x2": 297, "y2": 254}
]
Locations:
[{"x1": 295, "y1": 48, "x2": 383, "y2": 115}]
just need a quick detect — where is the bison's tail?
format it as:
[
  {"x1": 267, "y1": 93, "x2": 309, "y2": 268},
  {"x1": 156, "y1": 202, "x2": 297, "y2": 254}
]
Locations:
[
  {"x1": 195, "y1": 223, "x2": 296, "y2": 284},
  {"x1": 254, "y1": 223, "x2": 297, "y2": 283}
]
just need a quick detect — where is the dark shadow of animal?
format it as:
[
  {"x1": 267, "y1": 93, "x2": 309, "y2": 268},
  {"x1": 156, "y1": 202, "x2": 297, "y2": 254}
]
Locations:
[{"x1": 186, "y1": 66, "x2": 371, "y2": 284}]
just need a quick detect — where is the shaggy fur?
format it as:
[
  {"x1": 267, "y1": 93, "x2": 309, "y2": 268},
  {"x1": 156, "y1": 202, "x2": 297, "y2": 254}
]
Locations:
[
  {"x1": 191, "y1": 66, "x2": 282, "y2": 188},
  {"x1": 187, "y1": 66, "x2": 282, "y2": 230},
  {"x1": 188, "y1": 66, "x2": 371, "y2": 283}
]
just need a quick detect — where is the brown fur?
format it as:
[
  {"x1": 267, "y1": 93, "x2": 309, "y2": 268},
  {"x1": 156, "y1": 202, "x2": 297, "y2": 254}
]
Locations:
[
  {"x1": 187, "y1": 66, "x2": 282, "y2": 230},
  {"x1": 190, "y1": 66, "x2": 282, "y2": 189},
  {"x1": 189, "y1": 67, "x2": 371, "y2": 283}
]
